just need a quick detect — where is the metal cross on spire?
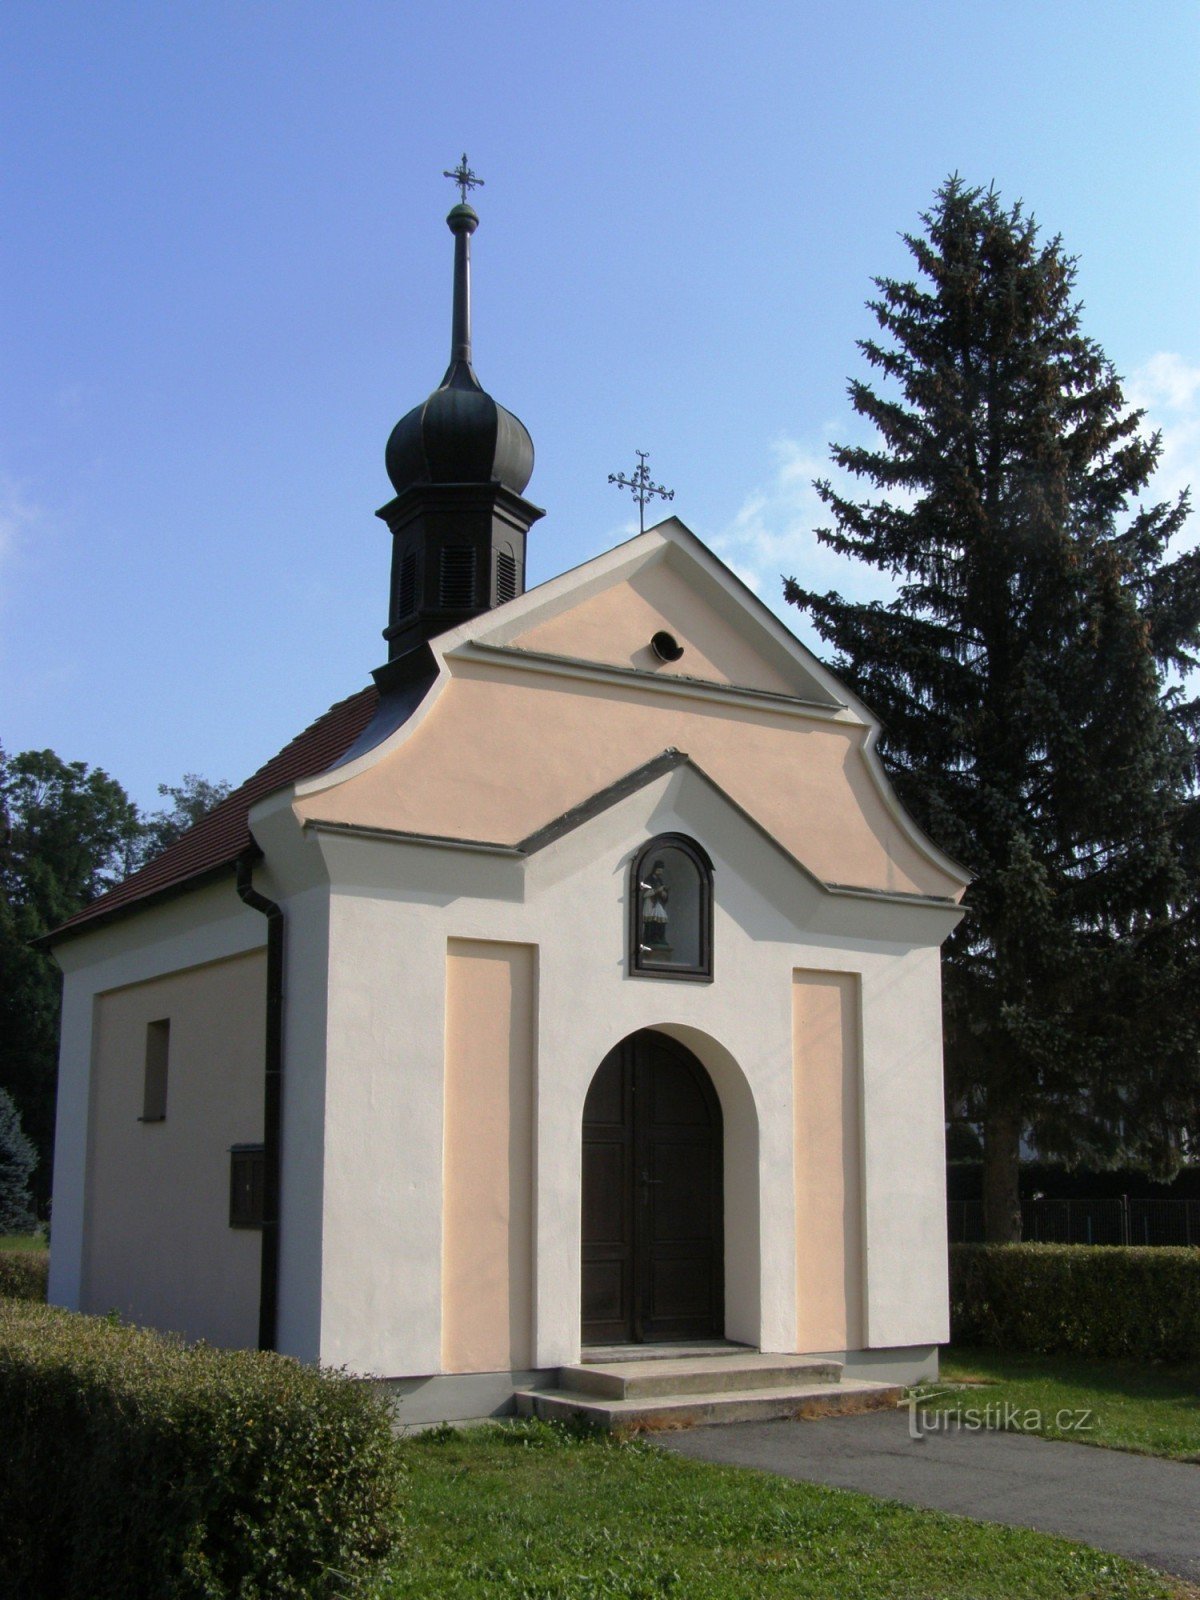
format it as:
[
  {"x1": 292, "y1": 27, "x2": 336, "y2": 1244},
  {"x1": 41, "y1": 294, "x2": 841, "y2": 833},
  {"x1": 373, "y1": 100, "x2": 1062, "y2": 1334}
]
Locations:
[
  {"x1": 444, "y1": 153, "x2": 484, "y2": 205},
  {"x1": 608, "y1": 450, "x2": 675, "y2": 534}
]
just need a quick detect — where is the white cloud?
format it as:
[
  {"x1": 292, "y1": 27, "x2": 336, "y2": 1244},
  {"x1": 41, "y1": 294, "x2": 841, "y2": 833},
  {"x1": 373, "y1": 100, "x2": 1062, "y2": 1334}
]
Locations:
[
  {"x1": 0, "y1": 475, "x2": 42, "y2": 606},
  {"x1": 1125, "y1": 352, "x2": 1200, "y2": 514},
  {"x1": 719, "y1": 353, "x2": 1200, "y2": 635},
  {"x1": 712, "y1": 428, "x2": 899, "y2": 631},
  {"x1": 1130, "y1": 352, "x2": 1200, "y2": 415}
]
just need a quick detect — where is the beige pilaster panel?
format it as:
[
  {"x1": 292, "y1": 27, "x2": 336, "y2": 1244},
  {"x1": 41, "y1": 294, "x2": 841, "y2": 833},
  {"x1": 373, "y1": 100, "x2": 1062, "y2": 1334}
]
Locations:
[
  {"x1": 442, "y1": 939, "x2": 536, "y2": 1373},
  {"x1": 792, "y1": 970, "x2": 864, "y2": 1350}
]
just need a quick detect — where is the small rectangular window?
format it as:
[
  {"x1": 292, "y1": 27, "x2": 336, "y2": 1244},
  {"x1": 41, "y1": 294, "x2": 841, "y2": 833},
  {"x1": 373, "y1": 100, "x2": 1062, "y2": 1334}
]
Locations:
[
  {"x1": 141, "y1": 1019, "x2": 170, "y2": 1121},
  {"x1": 229, "y1": 1144, "x2": 265, "y2": 1229}
]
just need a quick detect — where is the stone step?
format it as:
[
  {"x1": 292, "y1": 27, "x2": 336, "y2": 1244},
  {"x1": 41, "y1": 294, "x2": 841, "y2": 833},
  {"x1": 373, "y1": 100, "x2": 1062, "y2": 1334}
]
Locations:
[
  {"x1": 561, "y1": 1353, "x2": 844, "y2": 1401},
  {"x1": 514, "y1": 1377, "x2": 903, "y2": 1432},
  {"x1": 582, "y1": 1341, "x2": 748, "y2": 1364}
]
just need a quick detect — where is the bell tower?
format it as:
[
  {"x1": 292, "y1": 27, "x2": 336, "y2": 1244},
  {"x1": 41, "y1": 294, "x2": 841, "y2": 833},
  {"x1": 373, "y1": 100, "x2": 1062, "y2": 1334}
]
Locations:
[{"x1": 377, "y1": 157, "x2": 544, "y2": 667}]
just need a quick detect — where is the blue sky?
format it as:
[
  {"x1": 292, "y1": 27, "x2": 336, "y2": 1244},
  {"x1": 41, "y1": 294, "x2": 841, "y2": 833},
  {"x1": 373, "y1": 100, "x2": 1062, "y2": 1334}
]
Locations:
[{"x1": 3, "y1": 1, "x2": 1198, "y2": 810}]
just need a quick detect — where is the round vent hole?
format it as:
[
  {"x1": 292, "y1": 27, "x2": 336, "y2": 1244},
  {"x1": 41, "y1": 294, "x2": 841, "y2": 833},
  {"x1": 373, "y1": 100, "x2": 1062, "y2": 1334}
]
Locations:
[{"x1": 651, "y1": 630, "x2": 685, "y2": 663}]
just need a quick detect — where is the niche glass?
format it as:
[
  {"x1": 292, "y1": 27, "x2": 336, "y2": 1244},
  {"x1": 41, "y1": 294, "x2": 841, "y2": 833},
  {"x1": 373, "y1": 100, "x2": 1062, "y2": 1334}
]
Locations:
[{"x1": 630, "y1": 836, "x2": 712, "y2": 980}]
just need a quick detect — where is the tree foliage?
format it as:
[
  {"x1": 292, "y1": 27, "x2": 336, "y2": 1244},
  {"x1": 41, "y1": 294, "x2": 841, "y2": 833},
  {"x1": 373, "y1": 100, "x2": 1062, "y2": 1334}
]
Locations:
[
  {"x1": 1, "y1": 747, "x2": 143, "y2": 922},
  {"x1": 0, "y1": 1088, "x2": 36, "y2": 1234},
  {"x1": 136, "y1": 773, "x2": 232, "y2": 867},
  {"x1": 0, "y1": 747, "x2": 143, "y2": 1203},
  {"x1": 785, "y1": 178, "x2": 1200, "y2": 1239}
]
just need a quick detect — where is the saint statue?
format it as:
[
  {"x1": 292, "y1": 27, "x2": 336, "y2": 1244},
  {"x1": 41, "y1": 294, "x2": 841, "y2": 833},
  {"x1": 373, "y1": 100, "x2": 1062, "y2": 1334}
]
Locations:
[{"x1": 640, "y1": 858, "x2": 671, "y2": 954}]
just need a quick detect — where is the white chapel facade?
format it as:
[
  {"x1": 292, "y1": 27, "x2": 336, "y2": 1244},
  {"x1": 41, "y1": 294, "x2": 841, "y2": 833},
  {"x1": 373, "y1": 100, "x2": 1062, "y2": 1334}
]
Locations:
[{"x1": 47, "y1": 182, "x2": 966, "y2": 1420}]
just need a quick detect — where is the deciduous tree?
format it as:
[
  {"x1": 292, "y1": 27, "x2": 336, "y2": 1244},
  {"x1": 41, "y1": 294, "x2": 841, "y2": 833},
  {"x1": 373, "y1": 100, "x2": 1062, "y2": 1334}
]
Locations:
[
  {"x1": 0, "y1": 747, "x2": 142, "y2": 1203},
  {"x1": 136, "y1": 773, "x2": 232, "y2": 867}
]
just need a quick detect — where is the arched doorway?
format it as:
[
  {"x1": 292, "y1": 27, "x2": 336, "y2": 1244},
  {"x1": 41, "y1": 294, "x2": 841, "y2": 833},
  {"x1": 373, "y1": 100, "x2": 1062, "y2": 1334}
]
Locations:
[{"x1": 581, "y1": 1029, "x2": 724, "y2": 1345}]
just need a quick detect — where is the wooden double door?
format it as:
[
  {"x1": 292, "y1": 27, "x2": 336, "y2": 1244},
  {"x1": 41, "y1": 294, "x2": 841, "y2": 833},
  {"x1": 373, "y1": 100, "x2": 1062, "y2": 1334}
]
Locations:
[{"x1": 581, "y1": 1030, "x2": 724, "y2": 1345}]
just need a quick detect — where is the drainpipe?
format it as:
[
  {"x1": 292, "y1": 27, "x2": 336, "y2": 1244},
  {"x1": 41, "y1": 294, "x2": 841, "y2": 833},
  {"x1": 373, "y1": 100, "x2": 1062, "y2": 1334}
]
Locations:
[{"x1": 236, "y1": 850, "x2": 283, "y2": 1353}]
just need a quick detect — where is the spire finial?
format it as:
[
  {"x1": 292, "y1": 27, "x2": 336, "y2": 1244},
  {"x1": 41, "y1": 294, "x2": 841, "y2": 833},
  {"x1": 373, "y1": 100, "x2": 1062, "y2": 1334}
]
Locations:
[
  {"x1": 441, "y1": 157, "x2": 483, "y2": 373},
  {"x1": 444, "y1": 153, "x2": 484, "y2": 206},
  {"x1": 608, "y1": 450, "x2": 675, "y2": 534}
]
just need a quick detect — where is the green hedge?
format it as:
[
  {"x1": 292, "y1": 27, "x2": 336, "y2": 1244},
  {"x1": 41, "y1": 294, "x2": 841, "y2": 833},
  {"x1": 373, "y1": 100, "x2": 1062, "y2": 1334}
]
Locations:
[
  {"x1": 950, "y1": 1242, "x2": 1200, "y2": 1361},
  {"x1": 0, "y1": 1248, "x2": 48, "y2": 1301},
  {"x1": 0, "y1": 1301, "x2": 404, "y2": 1599}
]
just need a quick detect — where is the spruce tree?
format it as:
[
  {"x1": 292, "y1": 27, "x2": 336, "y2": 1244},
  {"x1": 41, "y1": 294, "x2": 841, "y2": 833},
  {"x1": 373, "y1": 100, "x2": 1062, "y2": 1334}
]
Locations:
[
  {"x1": 786, "y1": 178, "x2": 1200, "y2": 1240},
  {"x1": 0, "y1": 1087, "x2": 36, "y2": 1233}
]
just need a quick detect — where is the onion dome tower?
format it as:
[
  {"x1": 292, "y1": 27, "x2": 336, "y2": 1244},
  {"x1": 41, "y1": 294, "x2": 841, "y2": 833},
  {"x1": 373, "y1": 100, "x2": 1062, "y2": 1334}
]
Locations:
[{"x1": 378, "y1": 158, "x2": 544, "y2": 665}]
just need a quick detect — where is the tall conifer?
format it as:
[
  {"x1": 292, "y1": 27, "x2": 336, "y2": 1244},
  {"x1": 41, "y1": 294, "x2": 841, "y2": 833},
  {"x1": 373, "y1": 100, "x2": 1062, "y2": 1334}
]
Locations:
[
  {"x1": 786, "y1": 178, "x2": 1200, "y2": 1239},
  {"x1": 0, "y1": 1088, "x2": 36, "y2": 1233}
]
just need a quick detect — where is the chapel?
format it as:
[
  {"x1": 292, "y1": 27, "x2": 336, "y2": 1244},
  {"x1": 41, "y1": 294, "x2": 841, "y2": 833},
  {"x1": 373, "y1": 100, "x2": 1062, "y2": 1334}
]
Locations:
[{"x1": 47, "y1": 172, "x2": 967, "y2": 1425}]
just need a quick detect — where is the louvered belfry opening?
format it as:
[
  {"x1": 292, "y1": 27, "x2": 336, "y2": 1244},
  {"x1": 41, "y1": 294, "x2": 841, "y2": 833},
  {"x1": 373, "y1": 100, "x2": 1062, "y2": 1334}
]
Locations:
[
  {"x1": 496, "y1": 545, "x2": 517, "y2": 605},
  {"x1": 376, "y1": 185, "x2": 543, "y2": 664},
  {"x1": 395, "y1": 547, "x2": 418, "y2": 619},
  {"x1": 439, "y1": 546, "x2": 476, "y2": 610}
]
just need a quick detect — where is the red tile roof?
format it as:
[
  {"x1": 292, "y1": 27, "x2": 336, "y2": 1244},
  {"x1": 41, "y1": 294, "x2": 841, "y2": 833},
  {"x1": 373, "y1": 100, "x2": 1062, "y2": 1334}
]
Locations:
[{"x1": 52, "y1": 686, "x2": 380, "y2": 941}]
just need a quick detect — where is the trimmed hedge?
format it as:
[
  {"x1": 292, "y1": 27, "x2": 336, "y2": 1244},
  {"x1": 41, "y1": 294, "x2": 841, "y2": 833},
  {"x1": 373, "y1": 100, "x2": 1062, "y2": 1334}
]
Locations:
[
  {"x1": 0, "y1": 1247, "x2": 48, "y2": 1302},
  {"x1": 950, "y1": 1242, "x2": 1200, "y2": 1361},
  {"x1": 0, "y1": 1300, "x2": 404, "y2": 1599}
]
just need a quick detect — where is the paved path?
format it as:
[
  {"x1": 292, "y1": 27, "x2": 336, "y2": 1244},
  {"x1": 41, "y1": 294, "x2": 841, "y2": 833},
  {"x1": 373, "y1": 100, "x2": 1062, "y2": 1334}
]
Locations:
[{"x1": 659, "y1": 1410, "x2": 1200, "y2": 1582}]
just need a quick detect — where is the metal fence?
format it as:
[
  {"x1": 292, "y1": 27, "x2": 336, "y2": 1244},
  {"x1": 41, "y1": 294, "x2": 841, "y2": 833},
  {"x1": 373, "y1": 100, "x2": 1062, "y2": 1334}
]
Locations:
[{"x1": 948, "y1": 1196, "x2": 1200, "y2": 1247}]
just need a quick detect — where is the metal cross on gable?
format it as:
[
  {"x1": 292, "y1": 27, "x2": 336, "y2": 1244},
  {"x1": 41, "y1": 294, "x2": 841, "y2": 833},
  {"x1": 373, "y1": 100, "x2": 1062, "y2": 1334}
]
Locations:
[
  {"x1": 608, "y1": 450, "x2": 675, "y2": 534},
  {"x1": 444, "y1": 153, "x2": 484, "y2": 205}
]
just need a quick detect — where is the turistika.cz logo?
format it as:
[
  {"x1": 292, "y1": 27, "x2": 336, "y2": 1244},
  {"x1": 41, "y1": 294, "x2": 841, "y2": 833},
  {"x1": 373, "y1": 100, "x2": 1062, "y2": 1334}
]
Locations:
[{"x1": 902, "y1": 1389, "x2": 1094, "y2": 1441}]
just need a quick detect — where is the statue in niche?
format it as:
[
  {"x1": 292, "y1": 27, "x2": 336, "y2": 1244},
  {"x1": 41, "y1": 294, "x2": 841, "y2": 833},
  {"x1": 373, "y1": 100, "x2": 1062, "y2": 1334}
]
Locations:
[{"x1": 639, "y1": 858, "x2": 672, "y2": 956}]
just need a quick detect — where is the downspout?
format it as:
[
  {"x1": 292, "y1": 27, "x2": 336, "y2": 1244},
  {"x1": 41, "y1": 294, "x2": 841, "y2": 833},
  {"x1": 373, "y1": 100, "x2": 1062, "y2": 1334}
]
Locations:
[{"x1": 236, "y1": 849, "x2": 283, "y2": 1353}]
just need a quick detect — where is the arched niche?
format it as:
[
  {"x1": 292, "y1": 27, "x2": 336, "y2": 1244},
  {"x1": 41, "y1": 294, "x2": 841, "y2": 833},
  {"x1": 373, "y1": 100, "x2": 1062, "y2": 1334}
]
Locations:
[{"x1": 628, "y1": 834, "x2": 713, "y2": 982}]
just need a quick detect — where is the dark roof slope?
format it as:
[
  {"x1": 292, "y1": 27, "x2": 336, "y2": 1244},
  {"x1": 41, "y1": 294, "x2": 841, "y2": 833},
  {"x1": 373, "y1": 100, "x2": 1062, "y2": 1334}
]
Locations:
[{"x1": 51, "y1": 686, "x2": 380, "y2": 941}]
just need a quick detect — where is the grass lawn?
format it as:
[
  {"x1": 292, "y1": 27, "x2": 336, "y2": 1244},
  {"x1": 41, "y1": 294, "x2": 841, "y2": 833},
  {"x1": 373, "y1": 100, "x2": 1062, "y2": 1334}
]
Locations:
[
  {"x1": 380, "y1": 1419, "x2": 1192, "y2": 1599},
  {"x1": 0, "y1": 1234, "x2": 46, "y2": 1252},
  {"x1": 934, "y1": 1347, "x2": 1200, "y2": 1462}
]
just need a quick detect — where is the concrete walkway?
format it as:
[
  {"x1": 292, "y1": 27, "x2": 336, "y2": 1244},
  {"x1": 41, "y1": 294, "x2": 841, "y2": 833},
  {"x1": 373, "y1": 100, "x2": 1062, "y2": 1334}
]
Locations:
[{"x1": 659, "y1": 1409, "x2": 1200, "y2": 1582}]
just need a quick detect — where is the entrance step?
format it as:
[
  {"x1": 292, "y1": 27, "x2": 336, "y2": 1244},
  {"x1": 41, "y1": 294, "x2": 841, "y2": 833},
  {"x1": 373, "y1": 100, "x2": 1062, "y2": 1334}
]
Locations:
[
  {"x1": 562, "y1": 1353, "x2": 844, "y2": 1401},
  {"x1": 514, "y1": 1351, "x2": 901, "y2": 1432},
  {"x1": 514, "y1": 1374, "x2": 901, "y2": 1432},
  {"x1": 583, "y1": 1341, "x2": 748, "y2": 1364}
]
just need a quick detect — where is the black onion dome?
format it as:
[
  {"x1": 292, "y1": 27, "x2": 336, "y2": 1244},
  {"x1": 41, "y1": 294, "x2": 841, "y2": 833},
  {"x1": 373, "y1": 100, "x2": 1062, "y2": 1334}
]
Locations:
[
  {"x1": 385, "y1": 197, "x2": 534, "y2": 498},
  {"x1": 385, "y1": 358, "x2": 534, "y2": 496}
]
